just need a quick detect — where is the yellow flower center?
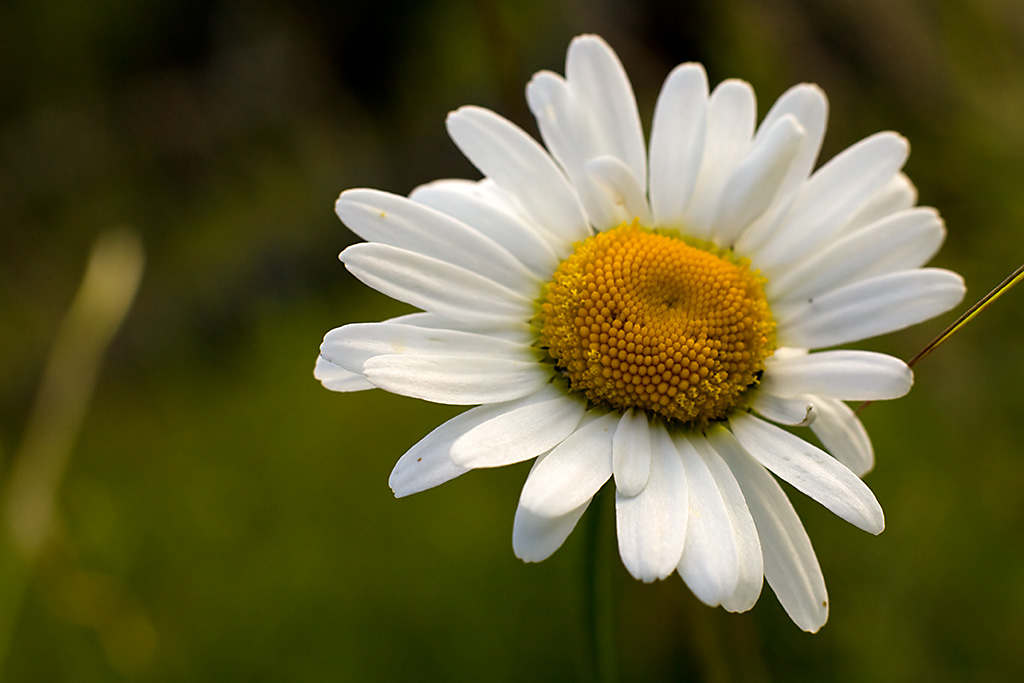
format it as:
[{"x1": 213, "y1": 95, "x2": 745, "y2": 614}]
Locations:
[{"x1": 539, "y1": 221, "x2": 776, "y2": 425}]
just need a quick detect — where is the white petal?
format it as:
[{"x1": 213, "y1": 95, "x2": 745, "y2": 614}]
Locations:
[
  {"x1": 755, "y1": 83, "x2": 829, "y2": 206},
  {"x1": 768, "y1": 207, "x2": 946, "y2": 302},
  {"x1": 615, "y1": 423, "x2": 688, "y2": 582},
  {"x1": 362, "y1": 354, "x2": 550, "y2": 405},
  {"x1": 340, "y1": 242, "x2": 534, "y2": 326},
  {"x1": 760, "y1": 350, "x2": 912, "y2": 401},
  {"x1": 518, "y1": 412, "x2": 617, "y2": 517},
  {"x1": 388, "y1": 407, "x2": 497, "y2": 497},
  {"x1": 409, "y1": 179, "x2": 561, "y2": 278},
  {"x1": 777, "y1": 268, "x2": 966, "y2": 349},
  {"x1": 649, "y1": 63, "x2": 709, "y2": 229},
  {"x1": 611, "y1": 408, "x2": 652, "y2": 497},
  {"x1": 565, "y1": 35, "x2": 647, "y2": 189},
  {"x1": 750, "y1": 391, "x2": 816, "y2": 426},
  {"x1": 730, "y1": 413, "x2": 884, "y2": 534},
  {"x1": 706, "y1": 425, "x2": 828, "y2": 632},
  {"x1": 845, "y1": 172, "x2": 918, "y2": 232},
  {"x1": 513, "y1": 494, "x2": 590, "y2": 562},
  {"x1": 314, "y1": 355, "x2": 374, "y2": 392},
  {"x1": 336, "y1": 189, "x2": 538, "y2": 291},
  {"x1": 446, "y1": 106, "x2": 590, "y2": 249},
  {"x1": 451, "y1": 387, "x2": 587, "y2": 468},
  {"x1": 810, "y1": 397, "x2": 875, "y2": 476},
  {"x1": 584, "y1": 155, "x2": 652, "y2": 227},
  {"x1": 684, "y1": 79, "x2": 757, "y2": 239},
  {"x1": 320, "y1": 322, "x2": 535, "y2": 375},
  {"x1": 691, "y1": 434, "x2": 764, "y2": 613},
  {"x1": 676, "y1": 434, "x2": 741, "y2": 607},
  {"x1": 710, "y1": 114, "x2": 805, "y2": 247},
  {"x1": 746, "y1": 132, "x2": 909, "y2": 272}
]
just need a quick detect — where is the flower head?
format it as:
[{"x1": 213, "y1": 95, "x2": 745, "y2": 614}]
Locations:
[{"x1": 316, "y1": 35, "x2": 965, "y2": 631}]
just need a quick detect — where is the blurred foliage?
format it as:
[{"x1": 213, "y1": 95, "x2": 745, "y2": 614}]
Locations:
[{"x1": 2, "y1": 0, "x2": 1024, "y2": 680}]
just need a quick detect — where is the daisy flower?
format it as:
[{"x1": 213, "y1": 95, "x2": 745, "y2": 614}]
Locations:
[{"x1": 315, "y1": 35, "x2": 964, "y2": 631}]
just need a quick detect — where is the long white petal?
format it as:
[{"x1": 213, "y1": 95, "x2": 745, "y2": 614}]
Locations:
[
  {"x1": 513, "y1": 494, "x2": 591, "y2": 562},
  {"x1": 760, "y1": 350, "x2": 912, "y2": 401},
  {"x1": 314, "y1": 355, "x2": 375, "y2": 392},
  {"x1": 710, "y1": 114, "x2": 805, "y2": 247},
  {"x1": 446, "y1": 106, "x2": 590, "y2": 249},
  {"x1": 340, "y1": 242, "x2": 534, "y2": 326},
  {"x1": 518, "y1": 412, "x2": 617, "y2": 517},
  {"x1": 451, "y1": 388, "x2": 587, "y2": 468},
  {"x1": 684, "y1": 79, "x2": 757, "y2": 239},
  {"x1": 730, "y1": 413, "x2": 884, "y2": 534},
  {"x1": 768, "y1": 207, "x2": 946, "y2": 302},
  {"x1": 810, "y1": 397, "x2": 875, "y2": 476},
  {"x1": 755, "y1": 83, "x2": 828, "y2": 207},
  {"x1": 677, "y1": 434, "x2": 741, "y2": 607},
  {"x1": 388, "y1": 407, "x2": 501, "y2": 497},
  {"x1": 611, "y1": 408, "x2": 652, "y2": 496},
  {"x1": 565, "y1": 35, "x2": 647, "y2": 188},
  {"x1": 615, "y1": 423, "x2": 688, "y2": 582},
  {"x1": 362, "y1": 354, "x2": 549, "y2": 406},
  {"x1": 336, "y1": 189, "x2": 538, "y2": 291},
  {"x1": 707, "y1": 425, "x2": 828, "y2": 632},
  {"x1": 691, "y1": 434, "x2": 764, "y2": 613},
  {"x1": 776, "y1": 268, "x2": 965, "y2": 349},
  {"x1": 320, "y1": 322, "x2": 535, "y2": 375},
  {"x1": 409, "y1": 179, "x2": 561, "y2": 278},
  {"x1": 744, "y1": 132, "x2": 909, "y2": 271},
  {"x1": 649, "y1": 63, "x2": 709, "y2": 229}
]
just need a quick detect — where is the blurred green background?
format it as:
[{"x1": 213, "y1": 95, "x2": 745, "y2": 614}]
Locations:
[{"x1": 2, "y1": 0, "x2": 1023, "y2": 680}]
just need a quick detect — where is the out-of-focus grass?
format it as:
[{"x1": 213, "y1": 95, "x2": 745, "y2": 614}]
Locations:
[{"x1": 3, "y1": 0, "x2": 1024, "y2": 680}]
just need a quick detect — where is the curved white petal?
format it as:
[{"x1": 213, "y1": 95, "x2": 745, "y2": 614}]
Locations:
[
  {"x1": 810, "y1": 396, "x2": 875, "y2": 476},
  {"x1": 340, "y1": 242, "x2": 534, "y2": 326},
  {"x1": 769, "y1": 207, "x2": 946, "y2": 302},
  {"x1": 336, "y1": 189, "x2": 539, "y2": 291},
  {"x1": 684, "y1": 79, "x2": 757, "y2": 239},
  {"x1": 706, "y1": 425, "x2": 828, "y2": 632},
  {"x1": 611, "y1": 408, "x2": 652, "y2": 497},
  {"x1": 518, "y1": 412, "x2": 617, "y2": 517},
  {"x1": 446, "y1": 106, "x2": 589, "y2": 249},
  {"x1": 710, "y1": 114, "x2": 805, "y2": 247},
  {"x1": 584, "y1": 155, "x2": 652, "y2": 228},
  {"x1": 743, "y1": 132, "x2": 909, "y2": 271},
  {"x1": 314, "y1": 355, "x2": 374, "y2": 392},
  {"x1": 565, "y1": 35, "x2": 647, "y2": 188},
  {"x1": 845, "y1": 172, "x2": 918, "y2": 233},
  {"x1": 750, "y1": 391, "x2": 816, "y2": 426},
  {"x1": 755, "y1": 83, "x2": 828, "y2": 206},
  {"x1": 451, "y1": 387, "x2": 587, "y2": 468},
  {"x1": 649, "y1": 63, "x2": 709, "y2": 229},
  {"x1": 691, "y1": 434, "x2": 764, "y2": 613},
  {"x1": 320, "y1": 322, "x2": 536, "y2": 376},
  {"x1": 513, "y1": 494, "x2": 591, "y2": 562},
  {"x1": 730, "y1": 413, "x2": 884, "y2": 534},
  {"x1": 615, "y1": 423, "x2": 688, "y2": 582},
  {"x1": 388, "y1": 406, "x2": 502, "y2": 497},
  {"x1": 760, "y1": 350, "x2": 912, "y2": 401},
  {"x1": 362, "y1": 354, "x2": 549, "y2": 406},
  {"x1": 676, "y1": 434, "x2": 741, "y2": 607},
  {"x1": 409, "y1": 179, "x2": 561, "y2": 278},
  {"x1": 776, "y1": 268, "x2": 966, "y2": 349}
]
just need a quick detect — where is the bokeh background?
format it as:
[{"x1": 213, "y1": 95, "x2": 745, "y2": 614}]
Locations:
[{"x1": 2, "y1": 0, "x2": 1023, "y2": 680}]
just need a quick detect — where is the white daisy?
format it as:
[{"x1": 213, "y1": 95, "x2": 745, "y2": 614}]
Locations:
[{"x1": 315, "y1": 35, "x2": 965, "y2": 632}]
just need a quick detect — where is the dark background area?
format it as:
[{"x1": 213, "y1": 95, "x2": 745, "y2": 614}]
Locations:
[{"x1": 2, "y1": 0, "x2": 1023, "y2": 680}]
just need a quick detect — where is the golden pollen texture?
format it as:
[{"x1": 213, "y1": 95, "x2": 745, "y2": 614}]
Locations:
[{"x1": 540, "y1": 221, "x2": 775, "y2": 424}]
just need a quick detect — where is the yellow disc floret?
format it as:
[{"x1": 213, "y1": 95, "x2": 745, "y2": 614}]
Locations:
[{"x1": 539, "y1": 220, "x2": 775, "y2": 425}]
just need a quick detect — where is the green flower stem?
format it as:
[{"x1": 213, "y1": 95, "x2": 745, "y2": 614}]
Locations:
[{"x1": 583, "y1": 485, "x2": 618, "y2": 683}]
